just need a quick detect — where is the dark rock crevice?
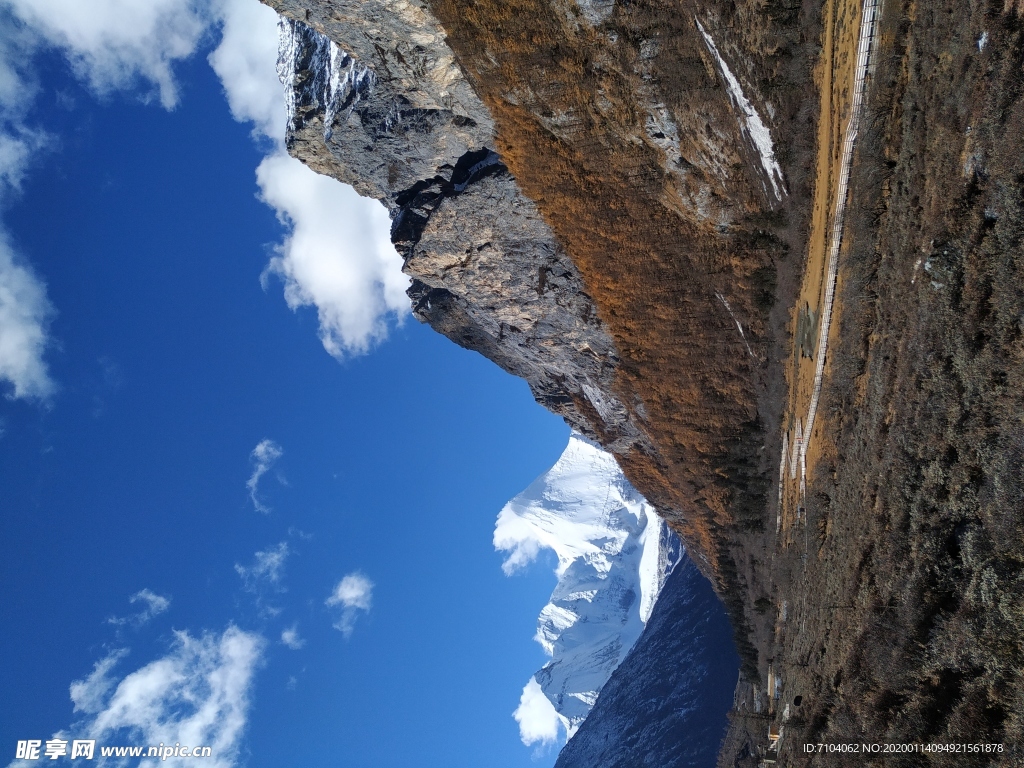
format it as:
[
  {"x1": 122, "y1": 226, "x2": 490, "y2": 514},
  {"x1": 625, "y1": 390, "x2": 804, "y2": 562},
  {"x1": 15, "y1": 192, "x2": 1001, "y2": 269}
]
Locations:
[{"x1": 391, "y1": 147, "x2": 506, "y2": 257}]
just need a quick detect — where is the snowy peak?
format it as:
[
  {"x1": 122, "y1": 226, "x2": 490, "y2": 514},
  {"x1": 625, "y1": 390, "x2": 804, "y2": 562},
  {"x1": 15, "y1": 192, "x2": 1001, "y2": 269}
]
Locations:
[{"x1": 495, "y1": 433, "x2": 683, "y2": 744}]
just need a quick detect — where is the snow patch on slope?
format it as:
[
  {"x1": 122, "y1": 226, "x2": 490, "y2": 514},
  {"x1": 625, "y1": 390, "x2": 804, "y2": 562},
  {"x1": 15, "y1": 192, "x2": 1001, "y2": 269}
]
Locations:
[
  {"x1": 277, "y1": 18, "x2": 376, "y2": 141},
  {"x1": 496, "y1": 432, "x2": 683, "y2": 745},
  {"x1": 574, "y1": 0, "x2": 616, "y2": 26},
  {"x1": 696, "y1": 19, "x2": 785, "y2": 200}
]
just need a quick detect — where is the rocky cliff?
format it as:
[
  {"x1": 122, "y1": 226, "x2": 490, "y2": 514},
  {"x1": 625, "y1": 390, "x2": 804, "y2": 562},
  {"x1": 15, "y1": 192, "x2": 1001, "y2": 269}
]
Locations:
[
  {"x1": 273, "y1": 7, "x2": 648, "y2": 457},
  {"x1": 262, "y1": 2, "x2": 821, "y2": 667}
]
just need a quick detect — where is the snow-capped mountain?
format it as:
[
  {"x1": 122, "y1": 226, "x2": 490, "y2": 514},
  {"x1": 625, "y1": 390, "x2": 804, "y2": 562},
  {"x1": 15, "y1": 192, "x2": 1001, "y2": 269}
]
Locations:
[{"x1": 495, "y1": 432, "x2": 683, "y2": 743}]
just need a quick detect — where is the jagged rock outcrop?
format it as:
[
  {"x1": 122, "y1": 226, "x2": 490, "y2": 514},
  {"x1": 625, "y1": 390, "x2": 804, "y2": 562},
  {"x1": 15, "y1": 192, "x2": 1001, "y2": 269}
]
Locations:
[
  {"x1": 274, "y1": 0, "x2": 493, "y2": 203},
  {"x1": 274, "y1": 11, "x2": 650, "y2": 453}
]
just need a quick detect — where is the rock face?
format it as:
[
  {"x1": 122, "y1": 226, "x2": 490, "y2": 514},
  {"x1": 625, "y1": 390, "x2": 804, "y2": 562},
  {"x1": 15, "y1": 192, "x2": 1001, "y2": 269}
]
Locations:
[
  {"x1": 414, "y1": 0, "x2": 813, "y2": 596},
  {"x1": 494, "y1": 432, "x2": 684, "y2": 739},
  {"x1": 273, "y1": 11, "x2": 649, "y2": 454}
]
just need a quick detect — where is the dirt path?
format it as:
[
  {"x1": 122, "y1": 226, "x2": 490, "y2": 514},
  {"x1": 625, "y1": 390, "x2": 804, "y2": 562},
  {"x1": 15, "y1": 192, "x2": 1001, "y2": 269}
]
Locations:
[{"x1": 777, "y1": 0, "x2": 880, "y2": 529}]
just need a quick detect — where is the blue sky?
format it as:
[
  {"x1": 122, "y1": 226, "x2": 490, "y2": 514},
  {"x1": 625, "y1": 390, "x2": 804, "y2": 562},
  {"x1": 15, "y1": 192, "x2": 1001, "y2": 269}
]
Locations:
[{"x1": 0, "y1": 2, "x2": 571, "y2": 765}]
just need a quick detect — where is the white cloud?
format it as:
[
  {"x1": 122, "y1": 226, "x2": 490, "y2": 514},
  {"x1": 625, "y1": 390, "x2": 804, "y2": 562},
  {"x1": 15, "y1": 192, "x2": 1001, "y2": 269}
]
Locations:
[
  {"x1": 0, "y1": 22, "x2": 54, "y2": 401},
  {"x1": 326, "y1": 572, "x2": 373, "y2": 611},
  {"x1": 108, "y1": 588, "x2": 172, "y2": 628},
  {"x1": 207, "y1": 0, "x2": 283, "y2": 142},
  {"x1": 235, "y1": 541, "x2": 288, "y2": 591},
  {"x1": 246, "y1": 438, "x2": 282, "y2": 513},
  {"x1": 494, "y1": 511, "x2": 544, "y2": 577},
  {"x1": 325, "y1": 572, "x2": 373, "y2": 637},
  {"x1": 0, "y1": 0, "x2": 408, "y2": 404},
  {"x1": 513, "y1": 677, "x2": 564, "y2": 748},
  {"x1": 0, "y1": 235, "x2": 55, "y2": 399},
  {"x1": 257, "y1": 151, "x2": 410, "y2": 358},
  {"x1": 280, "y1": 624, "x2": 304, "y2": 650},
  {"x1": 0, "y1": 19, "x2": 36, "y2": 111},
  {"x1": 63, "y1": 626, "x2": 264, "y2": 768},
  {"x1": 69, "y1": 649, "x2": 130, "y2": 715},
  {"x1": 0, "y1": 126, "x2": 43, "y2": 195},
  {"x1": 0, "y1": 17, "x2": 52, "y2": 192},
  {"x1": 206, "y1": 0, "x2": 410, "y2": 358},
  {"x1": 4, "y1": 0, "x2": 209, "y2": 110}
]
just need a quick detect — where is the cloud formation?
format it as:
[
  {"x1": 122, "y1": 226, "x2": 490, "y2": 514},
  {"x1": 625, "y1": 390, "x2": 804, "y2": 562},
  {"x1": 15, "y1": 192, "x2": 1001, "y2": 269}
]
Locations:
[
  {"x1": 234, "y1": 541, "x2": 289, "y2": 592},
  {"x1": 62, "y1": 627, "x2": 264, "y2": 768},
  {"x1": 280, "y1": 624, "x2": 304, "y2": 650},
  {"x1": 108, "y1": 588, "x2": 172, "y2": 628},
  {"x1": 513, "y1": 677, "x2": 563, "y2": 748},
  {"x1": 246, "y1": 438, "x2": 282, "y2": 513},
  {"x1": 67, "y1": 649, "x2": 130, "y2": 717},
  {"x1": 208, "y1": 0, "x2": 410, "y2": 357},
  {"x1": 0, "y1": 19, "x2": 54, "y2": 400},
  {"x1": 0, "y1": 0, "x2": 409, "y2": 403},
  {"x1": 0, "y1": 19, "x2": 49, "y2": 194},
  {"x1": 0, "y1": 235, "x2": 55, "y2": 399},
  {"x1": 0, "y1": 0, "x2": 206, "y2": 402},
  {"x1": 4, "y1": 0, "x2": 209, "y2": 109},
  {"x1": 206, "y1": 0, "x2": 282, "y2": 142},
  {"x1": 325, "y1": 572, "x2": 373, "y2": 638},
  {"x1": 257, "y1": 152, "x2": 409, "y2": 357}
]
